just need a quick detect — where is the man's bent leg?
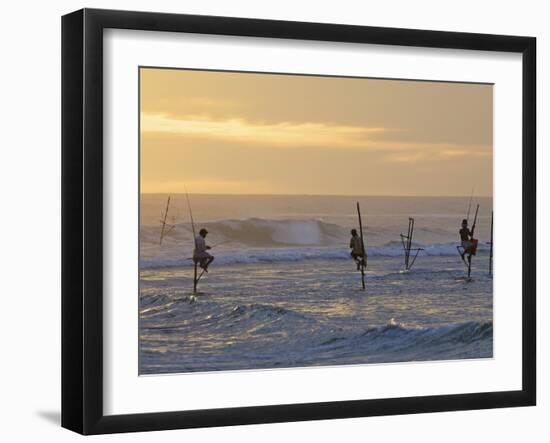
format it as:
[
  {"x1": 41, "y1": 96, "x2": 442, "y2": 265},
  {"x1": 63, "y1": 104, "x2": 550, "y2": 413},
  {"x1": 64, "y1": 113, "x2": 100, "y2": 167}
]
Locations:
[{"x1": 200, "y1": 255, "x2": 214, "y2": 271}]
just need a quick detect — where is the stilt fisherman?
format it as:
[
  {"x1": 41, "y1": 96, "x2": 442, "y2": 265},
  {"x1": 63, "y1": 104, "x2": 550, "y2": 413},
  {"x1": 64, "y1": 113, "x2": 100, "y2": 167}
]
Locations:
[
  {"x1": 349, "y1": 228, "x2": 366, "y2": 271},
  {"x1": 459, "y1": 219, "x2": 474, "y2": 266},
  {"x1": 193, "y1": 228, "x2": 215, "y2": 272}
]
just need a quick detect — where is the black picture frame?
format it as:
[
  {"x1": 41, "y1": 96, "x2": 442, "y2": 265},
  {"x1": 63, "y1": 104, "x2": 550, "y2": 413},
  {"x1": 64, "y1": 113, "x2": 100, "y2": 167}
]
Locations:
[{"x1": 62, "y1": 8, "x2": 536, "y2": 435}]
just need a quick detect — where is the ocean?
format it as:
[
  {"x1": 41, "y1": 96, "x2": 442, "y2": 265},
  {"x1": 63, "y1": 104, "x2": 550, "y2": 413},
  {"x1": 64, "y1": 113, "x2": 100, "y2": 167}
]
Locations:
[{"x1": 139, "y1": 194, "x2": 493, "y2": 374}]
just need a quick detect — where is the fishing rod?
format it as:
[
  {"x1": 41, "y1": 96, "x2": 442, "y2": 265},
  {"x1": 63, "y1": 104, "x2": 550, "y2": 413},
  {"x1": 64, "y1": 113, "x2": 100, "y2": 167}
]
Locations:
[
  {"x1": 466, "y1": 186, "x2": 475, "y2": 222},
  {"x1": 184, "y1": 188, "x2": 197, "y2": 241},
  {"x1": 471, "y1": 204, "x2": 479, "y2": 238},
  {"x1": 159, "y1": 195, "x2": 175, "y2": 245},
  {"x1": 209, "y1": 239, "x2": 234, "y2": 248},
  {"x1": 184, "y1": 239, "x2": 233, "y2": 260}
]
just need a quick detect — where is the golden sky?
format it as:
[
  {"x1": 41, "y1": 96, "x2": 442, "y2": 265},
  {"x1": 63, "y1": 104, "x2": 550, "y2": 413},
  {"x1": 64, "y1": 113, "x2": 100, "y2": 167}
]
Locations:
[{"x1": 140, "y1": 68, "x2": 493, "y2": 196}]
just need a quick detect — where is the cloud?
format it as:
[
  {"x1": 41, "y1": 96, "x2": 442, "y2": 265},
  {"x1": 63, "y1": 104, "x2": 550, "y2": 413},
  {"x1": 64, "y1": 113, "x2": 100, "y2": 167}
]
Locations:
[
  {"x1": 141, "y1": 113, "x2": 491, "y2": 162},
  {"x1": 142, "y1": 113, "x2": 389, "y2": 150},
  {"x1": 141, "y1": 177, "x2": 273, "y2": 194},
  {"x1": 384, "y1": 147, "x2": 491, "y2": 164}
]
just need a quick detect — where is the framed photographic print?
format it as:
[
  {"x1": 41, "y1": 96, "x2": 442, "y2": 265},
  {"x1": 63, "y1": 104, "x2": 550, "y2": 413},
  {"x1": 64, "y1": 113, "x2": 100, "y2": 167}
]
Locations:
[{"x1": 61, "y1": 8, "x2": 536, "y2": 435}]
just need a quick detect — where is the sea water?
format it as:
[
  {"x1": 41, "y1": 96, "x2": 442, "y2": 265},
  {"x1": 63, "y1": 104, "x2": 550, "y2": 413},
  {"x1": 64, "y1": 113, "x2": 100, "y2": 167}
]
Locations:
[{"x1": 139, "y1": 194, "x2": 493, "y2": 374}]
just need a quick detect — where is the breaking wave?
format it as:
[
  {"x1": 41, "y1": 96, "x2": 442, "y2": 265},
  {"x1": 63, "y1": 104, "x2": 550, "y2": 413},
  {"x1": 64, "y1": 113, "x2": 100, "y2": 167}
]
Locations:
[
  {"x1": 142, "y1": 218, "x2": 346, "y2": 247},
  {"x1": 140, "y1": 217, "x2": 489, "y2": 269}
]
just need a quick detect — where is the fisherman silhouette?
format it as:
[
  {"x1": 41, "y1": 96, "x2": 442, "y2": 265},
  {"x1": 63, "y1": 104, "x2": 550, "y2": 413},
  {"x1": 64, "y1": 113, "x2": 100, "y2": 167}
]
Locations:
[
  {"x1": 349, "y1": 228, "x2": 365, "y2": 271},
  {"x1": 193, "y1": 228, "x2": 215, "y2": 272},
  {"x1": 459, "y1": 219, "x2": 474, "y2": 266}
]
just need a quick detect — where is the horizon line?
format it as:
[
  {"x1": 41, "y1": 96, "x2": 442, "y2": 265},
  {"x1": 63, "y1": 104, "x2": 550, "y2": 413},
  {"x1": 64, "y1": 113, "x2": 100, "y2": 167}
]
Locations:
[{"x1": 140, "y1": 192, "x2": 493, "y2": 198}]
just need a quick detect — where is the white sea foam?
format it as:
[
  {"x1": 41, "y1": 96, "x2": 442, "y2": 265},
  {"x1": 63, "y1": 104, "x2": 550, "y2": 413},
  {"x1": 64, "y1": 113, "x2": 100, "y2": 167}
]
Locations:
[{"x1": 141, "y1": 204, "x2": 492, "y2": 269}]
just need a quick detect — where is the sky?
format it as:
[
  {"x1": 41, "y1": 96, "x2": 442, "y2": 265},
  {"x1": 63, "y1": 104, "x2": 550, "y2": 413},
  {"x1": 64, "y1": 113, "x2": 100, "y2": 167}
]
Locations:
[{"x1": 140, "y1": 68, "x2": 493, "y2": 196}]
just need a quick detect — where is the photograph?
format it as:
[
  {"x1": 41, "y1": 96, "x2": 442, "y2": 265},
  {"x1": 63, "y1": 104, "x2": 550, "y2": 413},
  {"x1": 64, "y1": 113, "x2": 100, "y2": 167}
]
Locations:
[{"x1": 138, "y1": 67, "x2": 494, "y2": 375}]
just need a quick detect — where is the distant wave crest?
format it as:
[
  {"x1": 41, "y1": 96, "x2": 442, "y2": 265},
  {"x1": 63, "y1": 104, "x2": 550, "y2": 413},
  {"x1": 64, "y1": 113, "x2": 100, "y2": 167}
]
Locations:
[{"x1": 140, "y1": 217, "x2": 488, "y2": 268}]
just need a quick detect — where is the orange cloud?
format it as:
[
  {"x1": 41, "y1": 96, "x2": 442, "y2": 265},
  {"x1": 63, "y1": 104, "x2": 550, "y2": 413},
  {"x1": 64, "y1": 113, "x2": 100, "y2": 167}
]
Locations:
[
  {"x1": 141, "y1": 113, "x2": 491, "y2": 161},
  {"x1": 141, "y1": 113, "x2": 389, "y2": 150}
]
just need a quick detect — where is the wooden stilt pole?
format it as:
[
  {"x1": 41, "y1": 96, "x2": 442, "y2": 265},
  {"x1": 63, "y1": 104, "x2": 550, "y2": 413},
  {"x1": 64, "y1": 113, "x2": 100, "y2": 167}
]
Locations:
[
  {"x1": 193, "y1": 260, "x2": 198, "y2": 294},
  {"x1": 159, "y1": 195, "x2": 171, "y2": 245},
  {"x1": 407, "y1": 218, "x2": 414, "y2": 270},
  {"x1": 409, "y1": 218, "x2": 414, "y2": 252},
  {"x1": 401, "y1": 219, "x2": 410, "y2": 270},
  {"x1": 489, "y1": 211, "x2": 493, "y2": 276},
  {"x1": 357, "y1": 202, "x2": 366, "y2": 291},
  {"x1": 404, "y1": 219, "x2": 410, "y2": 270},
  {"x1": 467, "y1": 204, "x2": 480, "y2": 280},
  {"x1": 186, "y1": 189, "x2": 201, "y2": 294},
  {"x1": 401, "y1": 217, "x2": 424, "y2": 272},
  {"x1": 410, "y1": 218, "x2": 416, "y2": 270}
]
